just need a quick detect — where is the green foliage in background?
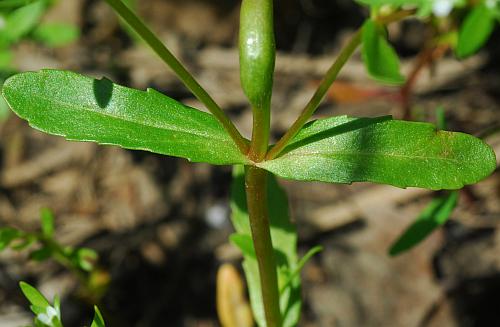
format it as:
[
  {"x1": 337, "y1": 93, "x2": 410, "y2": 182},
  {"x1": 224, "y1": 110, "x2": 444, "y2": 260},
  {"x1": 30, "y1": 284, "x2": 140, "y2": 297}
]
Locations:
[
  {"x1": 362, "y1": 19, "x2": 405, "y2": 85},
  {"x1": 0, "y1": 208, "x2": 98, "y2": 273},
  {"x1": 2, "y1": 208, "x2": 107, "y2": 326},
  {"x1": 0, "y1": 0, "x2": 80, "y2": 119},
  {"x1": 457, "y1": 3, "x2": 498, "y2": 58},
  {"x1": 357, "y1": 0, "x2": 500, "y2": 59},
  {"x1": 389, "y1": 191, "x2": 458, "y2": 255}
]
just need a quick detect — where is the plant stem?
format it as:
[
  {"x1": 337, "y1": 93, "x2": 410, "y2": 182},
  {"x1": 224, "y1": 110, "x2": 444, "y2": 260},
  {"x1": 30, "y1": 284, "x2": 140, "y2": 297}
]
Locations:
[
  {"x1": 265, "y1": 29, "x2": 362, "y2": 160},
  {"x1": 239, "y1": 0, "x2": 275, "y2": 162},
  {"x1": 240, "y1": 0, "x2": 279, "y2": 323},
  {"x1": 266, "y1": 9, "x2": 415, "y2": 160},
  {"x1": 103, "y1": 0, "x2": 249, "y2": 154},
  {"x1": 245, "y1": 166, "x2": 282, "y2": 327},
  {"x1": 249, "y1": 105, "x2": 271, "y2": 162}
]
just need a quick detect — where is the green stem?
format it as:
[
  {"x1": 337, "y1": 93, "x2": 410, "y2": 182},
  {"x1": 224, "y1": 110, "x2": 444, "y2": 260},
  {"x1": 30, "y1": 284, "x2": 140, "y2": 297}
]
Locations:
[
  {"x1": 240, "y1": 0, "x2": 279, "y2": 323},
  {"x1": 266, "y1": 9, "x2": 415, "y2": 160},
  {"x1": 103, "y1": 0, "x2": 249, "y2": 154},
  {"x1": 245, "y1": 166, "x2": 282, "y2": 327},
  {"x1": 249, "y1": 105, "x2": 271, "y2": 162},
  {"x1": 279, "y1": 245, "x2": 323, "y2": 294},
  {"x1": 265, "y1": 29, "x2": 361, "y2": 160},
  {"x1": 40, "y1": 235, "x2": 86, "y2": 280}
]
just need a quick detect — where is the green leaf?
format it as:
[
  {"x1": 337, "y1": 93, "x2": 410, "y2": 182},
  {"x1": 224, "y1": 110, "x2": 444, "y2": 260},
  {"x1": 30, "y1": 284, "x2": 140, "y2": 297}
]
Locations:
[
  {"x1": 354, "y1": 0, "x2": 466, "y2": 16},
  {"x1": 40, "y1": 208, "x2": 54, "y2": 238},
  {"x1": 74, "y1": 247, "x2": 98, "y2": 272},
  {"x1": 2, "y1": 70, "x2": 248, "y2": 165},
  {"x1": 11, "y1": 234, "x2": 36, "y2": 251},
  {"x1": 230, "y1": 166, "x2": 301, "y2": 327},
  {"x1": 31, "y1": 304, "x2": 47, "y2": 316},
  {"x1": 91, "y1": 306, "x2": 106, "y2": 327},
  {"x1": 389, "y1": 191, "x2": 458, "y2": 256},
  {"x1": 0, "y1": 227, "x2": 21, "y2": 250},
  {"x1": 0, "y1": 75, "x2": 12, "y2": 121},
  {"x1": 280, "y1": 245, "x2": 322, "y2": 294},
  {"x1": 362, "y1": 19, "x2": 405, "y2": 85},
  {"x1": 435, "y1": 106, "x2": 447, "y2": 130},
  {"x1": 0, "y1": 0, "x2": 37, "y2": 9},
  {"x1": 260, "y1": 116, "x2": 496, "y2": 190},
  {"x1": 456, "y1": 5, "x2": 496, "y2": 59},
  {"x1": 356, "y1": 0, "x2": 422, "y2": 7},
  {"x1": 20, "y1": 282, "x2": 62, "y2": 327},
  {"x1": 229, "y1": 233, "x2": 256, "y2": 259},
  {"x1": 293, "y1": 246, "x2": 322, "y2": 280},
  {"x1": 53, "y1": 295, "x2": 60, "y2": 314},
  {"x1": 19, "y1": 281, "x2": 50, "y2": 309},
  {"x1": 30, "y1": 246, "x2": 52, "y2": 261},
  {"x1": 0, "y1": 95, "x2": 9, "y2": 121},
  {"x1": 0, "y1": 0, "x2": 45, "y2": 46},
  {"x1": 32, "y1": 22, "x2": 80, "y2": 47},
  {"x1": 34, "y1": 318, "x2": 47, "y2": 327}
]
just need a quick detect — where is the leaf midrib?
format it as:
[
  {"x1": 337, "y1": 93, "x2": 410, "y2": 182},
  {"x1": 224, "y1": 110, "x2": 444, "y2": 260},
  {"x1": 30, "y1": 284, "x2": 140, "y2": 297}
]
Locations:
[
  {"x1": 274, "y1": 150, "x2": 462, "y2": 164},
  {"x1": 21, "y1": 89, "x2": 231, "y2": 143}
]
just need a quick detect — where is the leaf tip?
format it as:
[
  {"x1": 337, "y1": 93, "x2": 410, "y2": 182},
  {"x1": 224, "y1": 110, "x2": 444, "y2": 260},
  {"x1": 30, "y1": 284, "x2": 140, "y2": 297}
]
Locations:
[
  {"x1": 2, "y1": 72, "x2": 19, "y2": 95},
  {"x1": 388, "y1": 245, "x2": 401, "y2": 257},
  {"x1": 2, "y1": 71, "x2": 36, "y2": 108},
  {"x1": 468, "y1": 137, "x2": 497, "y2": 185}
]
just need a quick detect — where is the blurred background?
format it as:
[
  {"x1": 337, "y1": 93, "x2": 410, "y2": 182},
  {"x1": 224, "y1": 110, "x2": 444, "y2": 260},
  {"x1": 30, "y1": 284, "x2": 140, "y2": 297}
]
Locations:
[{"x1": 0, "y1": 0, "x2": 499, "y2": 326}]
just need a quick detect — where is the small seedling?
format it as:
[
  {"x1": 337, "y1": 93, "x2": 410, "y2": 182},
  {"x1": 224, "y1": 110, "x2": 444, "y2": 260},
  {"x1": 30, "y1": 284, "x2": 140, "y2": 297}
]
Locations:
[
  {"x1": 0, "y1": 208, "x2": 108, "y2": 307},
  {"x1": 0, "y1": 208, "x2": 98, "y2": 274},
  {"x1": 1, "y1": 1, "x2": 497, "y2": 326},
  {"x1": 19, "y1": 281, "x2": 106, "y2": 327}
]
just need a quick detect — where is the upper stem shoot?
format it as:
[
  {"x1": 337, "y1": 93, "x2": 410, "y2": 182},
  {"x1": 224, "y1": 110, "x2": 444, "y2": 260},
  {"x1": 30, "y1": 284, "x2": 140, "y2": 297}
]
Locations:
[{"x1": 239, "y1": 0, "x2": 276, "y2": 161}]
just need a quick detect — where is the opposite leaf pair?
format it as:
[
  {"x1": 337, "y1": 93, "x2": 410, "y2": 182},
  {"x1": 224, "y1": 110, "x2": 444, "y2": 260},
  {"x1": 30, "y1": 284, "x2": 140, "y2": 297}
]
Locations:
[{"x1": 3, "y1": 70, "x2": 496, "y2": 191}]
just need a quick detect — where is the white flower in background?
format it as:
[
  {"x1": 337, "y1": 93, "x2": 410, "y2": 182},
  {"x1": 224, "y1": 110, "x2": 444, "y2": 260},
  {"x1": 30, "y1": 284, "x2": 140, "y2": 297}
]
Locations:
[
  {"x1": 37, "y1": 306, "x2": 60, "y2": 326},
  {"x1": 0, "y1": 16, "x2": 5, "y2": 30},
  {"x1": 433, "y1": 0, "x2": 456, "y2": 17}
]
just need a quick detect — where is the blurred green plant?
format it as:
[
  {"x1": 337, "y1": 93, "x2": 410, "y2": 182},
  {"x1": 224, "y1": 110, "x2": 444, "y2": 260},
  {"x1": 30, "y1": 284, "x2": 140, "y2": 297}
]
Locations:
[
  {"x1": 1, "y1": 0, "x2": 497, "y2": 326},
  {"x1": 357, "y1": 0, "x2": 500, "y2": 81},
  {"x1": 456, "y1": 2, "x2": 500, "y2": 58},
  {"x1": 0, "y1": 208, "x2": 98, "y2": 273},
  {"x1": 0, "y1": 0, "x2": 80, "y2": 120},
  {"x1": 357, "y1": 0, "x2": 500, "y2": 126},
  {"x1": 19, "y1": 281, "x2": 106, "y2": 327},
  {"x1": 389, "y1": 191, "x2": 458, "y2": 255},
  {"x1": 0, "y1": 208, "x2": 109, "y2": 304}
]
